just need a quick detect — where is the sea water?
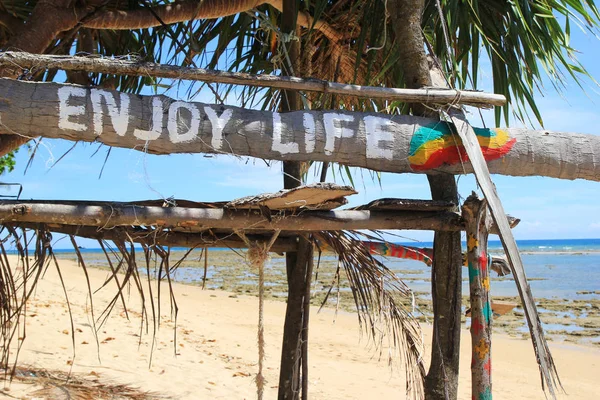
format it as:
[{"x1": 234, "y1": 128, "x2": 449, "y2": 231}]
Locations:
[
  {"x1": 45, "y1": 238, "x2": 600, "y2": 300},
  {"x1": 381, "y1": 238, "x2": 600, "y2": 300}
]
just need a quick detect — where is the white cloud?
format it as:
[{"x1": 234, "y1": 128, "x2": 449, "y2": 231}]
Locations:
[{"x1": 588, "y1": 222, "x2": 600, "y2": 230}]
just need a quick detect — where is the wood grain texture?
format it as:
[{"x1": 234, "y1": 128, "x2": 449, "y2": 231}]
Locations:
[
  {"x1": 353, "y1": 198, "x2": 455, "y2": 211},
  {"x1": 0, "y1": 79, "x2": 596, "y2": 182},
  {"x1": 225, "y1": 183, "x2": 356, "y2": 210},
  {"x1": 0, "y1": 201, "x2": 463, "y2": 231},
  {"x1": 13, "y1": 222, "x2": 298, "y2": 252}
]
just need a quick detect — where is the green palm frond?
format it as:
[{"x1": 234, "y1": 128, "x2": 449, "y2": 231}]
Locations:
[
  {"x1": 2, "y1": 0, "x2": 598, "y2": 126},
  {"x1": 423, "y1": 0, "x2": 600, "y2": 125}
]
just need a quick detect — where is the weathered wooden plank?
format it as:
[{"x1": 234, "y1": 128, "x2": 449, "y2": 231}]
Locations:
[
  {"x1": 7, "y1": 198, "x2": 226, "y2": 208},
  {"x1": 451, "y1": 113, "x2": 561, "y2": 397},
  {"x1": 353, "y1": 198, "x2": 455, "y2": 212},
  {"x1": 226, "y1": 183, "x2": 356, "y2": 210},
  {"x1": 0, "y1": 79, "x2": 598, "y2": 182},
  {"x1": 0, "y1": 52, "x2": 506, "y2": 108}
]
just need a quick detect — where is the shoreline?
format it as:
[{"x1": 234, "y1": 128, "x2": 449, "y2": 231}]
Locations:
[
  {"x1": 2, "y1": 255, "x2": 599, "y2": 399},
  {"x1": 53, "y1": 249, "x2": 600, "y2": 348},
  {"x1": 40, "y1": 248, "x2": 600, "y2": 256}
]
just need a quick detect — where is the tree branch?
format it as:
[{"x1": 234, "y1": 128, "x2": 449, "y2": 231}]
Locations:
[
  {"x1": 0, "y1": 12, "x2": 22, "y2": 34},
  {"x1": 0, "y1": 0, "x2": 347, "y2": 156},
  {"x1": 82, "y1": 0, "x2": 262, "y2": 29},
  {"x1": 0, "y1": 201, "x2": 464, "y2": 231}
]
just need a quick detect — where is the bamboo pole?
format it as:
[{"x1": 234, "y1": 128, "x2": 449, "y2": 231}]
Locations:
[
  {"x1": 462, "y1": 194, "x2": 493, "y2": 400},
  {"x1": 0, "y1": 51, "x2": 506, "y2": 108}
]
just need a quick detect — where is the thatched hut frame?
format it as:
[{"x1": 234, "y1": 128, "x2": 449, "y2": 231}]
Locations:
[{"x1": 0, "y1": 51, "x2": 590, "y2": 399}]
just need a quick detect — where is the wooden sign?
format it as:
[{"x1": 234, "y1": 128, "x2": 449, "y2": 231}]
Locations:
[{"x1": 0, "y1": 79, "x2": 598, "y2": 182}]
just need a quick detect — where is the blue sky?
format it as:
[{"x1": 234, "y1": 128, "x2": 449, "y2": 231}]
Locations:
[{"x1": 2, "y1": 23, "x2": 600, "y2": 246}]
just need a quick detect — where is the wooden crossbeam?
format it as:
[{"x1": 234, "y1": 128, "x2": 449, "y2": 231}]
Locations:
[
  {"x1": 0, "y1": 200, "x2": 519, "y2": 234},
  {"x1": 14, "y1": 222, "x2": 299, "y2": 252},
  {"x1": 0, "y1": 52, "x2": 506, "y2": 108},
  {"x1": 0, "y1": 201, "x2": 462, "y2": 231}
]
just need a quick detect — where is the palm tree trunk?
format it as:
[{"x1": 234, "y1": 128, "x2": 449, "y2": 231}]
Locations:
[
  {"x1": 2, "y1": 78, "x2": 598, "y2": 181},
  {"x1": 389, "y1": 1, "x2": 463, "y2": 399}
]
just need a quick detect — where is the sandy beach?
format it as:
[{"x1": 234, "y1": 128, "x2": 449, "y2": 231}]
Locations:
[{"x1": 1, "y1": 255, "x2": 598, "y2": 399}]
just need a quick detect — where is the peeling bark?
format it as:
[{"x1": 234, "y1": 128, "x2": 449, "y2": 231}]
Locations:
[
  {"x1": 0, "y1": 201, "x2": 470, "y2": 232},
  {"x1": 0, "y1": 79, "x2": 598, "y2": 182}
]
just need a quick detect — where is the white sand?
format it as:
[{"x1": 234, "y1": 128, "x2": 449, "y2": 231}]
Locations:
[{"x1": 1, "y1": 256, "x2": 598, "y2": 399}]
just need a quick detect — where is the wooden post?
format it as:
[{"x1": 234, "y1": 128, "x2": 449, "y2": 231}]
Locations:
[
  {"x1": 462, "y1": 194, "x2": 493, "y2": 400},
  {"x1": 451, "y1": 113, "x2": 560, "y2": 395},
  {"x1": 278, "y1": 1, "x2": 313, "y2": 399}
]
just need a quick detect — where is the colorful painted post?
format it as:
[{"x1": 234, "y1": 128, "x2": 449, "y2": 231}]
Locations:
[{"x1": 462, "y1": 194, "x2": 493, "y2": 400}]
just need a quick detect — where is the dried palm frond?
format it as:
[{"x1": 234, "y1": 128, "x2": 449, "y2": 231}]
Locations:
[
  {"x1": 0, "y1": 221, "x2": 425, "y2": 397},
  {"x1": 0, "y1": 224, "x2": 196, "y2": 376},
  {"x1": 0, "y1": 225, "x2": 53, "y2": 375},
  {"x1": 316, "y1": 230, "x2": 425, "y2": 399},
  {"x1": 7, "y1": 366, "x2": 162, "y2": 399}
]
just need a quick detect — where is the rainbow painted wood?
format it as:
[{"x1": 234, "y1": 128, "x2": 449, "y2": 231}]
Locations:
[
  {"x1": 463, "y1": 196, "x2": 493, "y2": 400},
  {"x1": 361, "y1": 242, "x2": 433, "y2": 265}
]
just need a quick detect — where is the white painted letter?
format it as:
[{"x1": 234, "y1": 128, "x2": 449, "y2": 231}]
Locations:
[
  {"x1": 58, "y1": 86, "x2": 87, "y2": 131},
  {"x1": 168, "y1": 101, "x2": 200, "y2": 143},
  {"x1": 204, "y1": 106, "x2": 233, "y2": 150},
  {"x1": 134, "y1": 97, "x2": 163, "y2": 141},
  {"x1": 303, "y1": 113, "x2": 316, "y2": 153},
  {"x1": 272, "y1": 112, "x2": 299, "y2": 154},
  {"x1": 91, "y1": 89, "x2": 130, "y2": 136},
  {"x1": 365, "y1": 116, "x2": 394, "y2": 160},
  {"x1": 323, "y1": 113, "x2": 354, "y2": 155}
]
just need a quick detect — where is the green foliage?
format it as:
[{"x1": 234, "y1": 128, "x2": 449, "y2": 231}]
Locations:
[
  {"x1": 3, "y1": 0, "x2": 599, "y2": 129},
  {"x1": 0, "y1": 151, "x2": 17, "y2": 175},
  {"x1": 422, "y1": 0, "x2": 600, "y2": 126}
]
